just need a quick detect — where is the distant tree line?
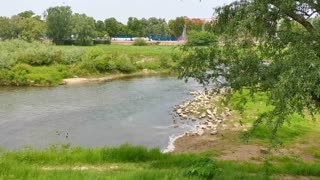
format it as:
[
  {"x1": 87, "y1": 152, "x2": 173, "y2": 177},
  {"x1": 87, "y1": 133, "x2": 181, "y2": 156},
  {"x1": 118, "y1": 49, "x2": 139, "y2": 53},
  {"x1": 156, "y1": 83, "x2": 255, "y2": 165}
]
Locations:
[{"x1": 0, "y1": 6, "x2": 211, "y2": 45}]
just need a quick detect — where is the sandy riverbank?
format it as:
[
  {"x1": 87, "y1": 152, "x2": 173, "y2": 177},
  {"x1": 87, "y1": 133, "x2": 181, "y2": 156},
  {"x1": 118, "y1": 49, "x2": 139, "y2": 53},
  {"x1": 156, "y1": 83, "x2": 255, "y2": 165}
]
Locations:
[{"x1": 62, "y1": 69, "x2": 162, "y2": 85}]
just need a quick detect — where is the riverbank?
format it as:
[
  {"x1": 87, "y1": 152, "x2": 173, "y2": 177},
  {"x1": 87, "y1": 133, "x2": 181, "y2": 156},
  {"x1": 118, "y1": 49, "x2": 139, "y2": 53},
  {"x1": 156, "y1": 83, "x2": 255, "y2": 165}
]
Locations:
[
  {"x1": 0, "y1": 40, "x2": 180, "y2": 87},
  {"x1": 62, "y1": 69, "x2": 162, "y2": 85},
  {"x1": 170, "y1": 88, "x2": 320, "y2": 165}
]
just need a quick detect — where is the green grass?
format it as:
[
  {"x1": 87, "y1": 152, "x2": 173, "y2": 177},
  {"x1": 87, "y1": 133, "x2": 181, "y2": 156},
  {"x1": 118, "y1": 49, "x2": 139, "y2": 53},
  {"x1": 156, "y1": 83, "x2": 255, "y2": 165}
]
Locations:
[
  {"x1": 1, "y1": 144, "x2": 319, "y2": 179},
  {"x1": 0, "y1": 41, "x2": 181, "y2": 86},
  {"x1": 228, "y1": 90, "x2": 318, "y2": 145}
]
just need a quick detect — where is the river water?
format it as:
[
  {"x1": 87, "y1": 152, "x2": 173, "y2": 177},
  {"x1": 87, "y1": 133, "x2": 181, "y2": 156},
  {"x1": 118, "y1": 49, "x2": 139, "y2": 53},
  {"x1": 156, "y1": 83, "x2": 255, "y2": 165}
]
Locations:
[{"x1": 0, "y1": 76, "x2": 202, "y2": 151}]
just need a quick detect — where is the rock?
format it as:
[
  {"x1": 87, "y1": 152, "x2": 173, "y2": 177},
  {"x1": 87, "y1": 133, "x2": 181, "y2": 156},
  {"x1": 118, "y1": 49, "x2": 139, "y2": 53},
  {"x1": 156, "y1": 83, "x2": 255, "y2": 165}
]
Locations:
[
  {"x1": 210, "y1": 130, "x2": 218, "y2": 135},
  {"x1": 260, "y1": 148, "x2": 269, "y2": 154},
  {"x1": 233, "y1": 123, "x2": 241, "y2": 128},
  {"x1": 174, "y1": 125, "x2": 179, "y2": 128},
  {"x1": 197, "y1": 129, "x2": 205, "y2": 136},
  {"x1": 207, "y1": 109, "x2": 212, "y2": 115},
  {"x1": 200, "y1": 125, "x2": 207, "y2": 130},
  {"x1": 177, "y1": 109, "x2": 182, "y2": 114},
  {"x1": 185, "y1": 131, "x2": 195, "y2": 136}
]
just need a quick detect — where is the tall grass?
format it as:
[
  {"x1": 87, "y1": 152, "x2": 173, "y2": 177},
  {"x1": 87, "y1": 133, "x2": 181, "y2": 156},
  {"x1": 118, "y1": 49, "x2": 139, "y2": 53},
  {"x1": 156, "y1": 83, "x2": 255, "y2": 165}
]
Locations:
[{"x1": 1, "y1": 144, "x2": 319, "y2": 179}]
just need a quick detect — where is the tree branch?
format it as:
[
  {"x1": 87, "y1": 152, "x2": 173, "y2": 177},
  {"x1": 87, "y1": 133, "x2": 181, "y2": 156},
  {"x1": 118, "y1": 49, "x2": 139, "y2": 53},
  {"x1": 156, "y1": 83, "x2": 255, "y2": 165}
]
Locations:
[{"x1": 270, "y1": 1, "x2": 316, "y2": 34}]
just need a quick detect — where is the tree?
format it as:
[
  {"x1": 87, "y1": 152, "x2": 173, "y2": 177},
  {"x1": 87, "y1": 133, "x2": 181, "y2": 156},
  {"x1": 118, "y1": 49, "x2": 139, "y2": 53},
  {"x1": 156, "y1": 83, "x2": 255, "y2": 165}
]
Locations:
[
  {"x1": 104, "y1": 18, "x2": 121, "y2": 37},
  {"x1": 45, "y1": 6, "x2": 73, "y2": 44},
  {"x1": 169, "y1": 17, "x2": 186, "y2": 37},
  {"x1": 127, "y1": 17, "x2": 143, "y2": 37},
  {"x1": 71, "y1": 13, "x2": 96, "y2": 45},
  {"x1": 0, "y1": 17, "x2": 20, "y2": 39},
  {"x1": 178, "y1": 0, "x2": 320, "y2": 137},
  {"x1": 17, "y1": 10, "x2": 35, "y2": 18},
  {"x1": 95, "y1": 20, "x2": 107, "y2": 38},
  {"x1": 17, "y1": 17, "x2": 46, "y2": 42},
  {"x1": 145, "y1": 18, "x2": 171, "y2": 37}
]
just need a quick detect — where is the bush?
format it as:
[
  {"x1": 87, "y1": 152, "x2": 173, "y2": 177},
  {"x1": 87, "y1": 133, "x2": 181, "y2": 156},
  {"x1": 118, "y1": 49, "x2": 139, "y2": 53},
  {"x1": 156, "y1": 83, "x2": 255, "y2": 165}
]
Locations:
[
  {"x1": 187, "y1": 31, "x2": 217, "y2": 46},
  {"x1": 0, "y1": 52, "x2": 17, "y2": 69},
  {"x1": 133, "y1": 38, "x2": 148, "y2": 46},
  {"x1": 115, "y1": 55, "x2": 137, "y2": 73},
  {"x1": 0, "y1": 69, "x2": 12, "y2": 85},
  {"x1": 94, "y1": 55, "x2": 117, "y2": 72},
  {"x1": 62, "y1": 48, "x2": 86, "y2": 64},
  {"x1": 11, "y1": 64, "x2": 32, "y2": 85}
]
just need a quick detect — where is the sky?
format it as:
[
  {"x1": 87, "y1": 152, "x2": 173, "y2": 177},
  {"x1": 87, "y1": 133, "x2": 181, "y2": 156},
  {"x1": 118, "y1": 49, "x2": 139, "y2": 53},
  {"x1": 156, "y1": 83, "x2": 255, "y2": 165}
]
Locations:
[{"x1": 0, "y1": 0, "x2": 234, "y2": 23}]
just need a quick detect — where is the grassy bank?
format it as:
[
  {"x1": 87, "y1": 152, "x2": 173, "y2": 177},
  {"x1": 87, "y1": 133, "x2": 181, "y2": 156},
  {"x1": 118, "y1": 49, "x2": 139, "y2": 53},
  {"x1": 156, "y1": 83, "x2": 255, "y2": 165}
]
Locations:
[
  {"x1": 1, "y1": 144, "x2": 319, "y2": 179},
  {"x1": 229, "y1": 90, "x2": 320, "y2": 146},
  {"x1": 0, "y1": 40, "x2": 181, "y2": 86}
]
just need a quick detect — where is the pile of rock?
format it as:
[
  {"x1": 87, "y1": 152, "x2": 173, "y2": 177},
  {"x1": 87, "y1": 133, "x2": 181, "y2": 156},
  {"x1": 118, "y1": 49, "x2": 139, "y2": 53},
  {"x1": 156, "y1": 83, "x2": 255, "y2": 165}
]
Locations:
[{"x1": 174, "y1": 88, "x2": 232, "y2": 136}]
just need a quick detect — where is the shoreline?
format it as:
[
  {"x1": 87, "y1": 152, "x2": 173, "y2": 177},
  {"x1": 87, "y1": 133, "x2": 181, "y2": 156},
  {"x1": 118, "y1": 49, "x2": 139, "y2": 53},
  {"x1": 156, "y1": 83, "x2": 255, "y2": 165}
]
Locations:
[
  {"x1": 62, "y1": 69, "x2": 169, "y2": 85},
  {"x1": 164, "y1": 88, "x2": 236, "y2": 153}
]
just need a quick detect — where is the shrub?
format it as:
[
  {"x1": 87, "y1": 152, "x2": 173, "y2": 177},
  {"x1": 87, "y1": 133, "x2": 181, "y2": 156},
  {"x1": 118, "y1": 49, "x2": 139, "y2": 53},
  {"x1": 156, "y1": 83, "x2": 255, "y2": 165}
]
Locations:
[
  {"x1": 159, "y1": 56, "x2": 174, "y2": 69},
  {"x1": 10, "y1": 64, "x2": 32, "y2": 85},
  {"x1": 94, "y1": 55, "x2": 117, "y2": 72},
  {"x1": 133, "y1": 38, "x2": 148, "y2": 46},
  {"x1": 115, "y1": 55, "x2": 137, "y2": 73},
  {"x1": 62, "y1": 48, "x2": 86, "y2": 64},
  {"x1": 0, "y1": 69, "x2": 12, "y2": 85},
  {"x1": 187, "y1": 31, "x2": 217, "y2": 46},
  {"x1": 82, "y1": 48, "x2": 105, "y2": 61}
]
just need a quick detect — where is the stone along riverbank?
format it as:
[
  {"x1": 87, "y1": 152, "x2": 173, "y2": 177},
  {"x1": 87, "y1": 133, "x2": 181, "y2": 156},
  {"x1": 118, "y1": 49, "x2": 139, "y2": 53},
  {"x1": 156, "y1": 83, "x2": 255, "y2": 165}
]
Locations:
[{"x1": 167, "y1": 88, "x2": 253, "y2": 153}]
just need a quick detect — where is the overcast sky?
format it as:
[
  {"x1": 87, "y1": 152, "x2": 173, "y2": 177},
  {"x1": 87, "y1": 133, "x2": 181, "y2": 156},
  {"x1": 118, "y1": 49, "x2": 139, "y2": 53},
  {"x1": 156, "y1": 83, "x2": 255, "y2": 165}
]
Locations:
[{"x1": 0, "y1": 0, "x2": 234, "y2": 23}]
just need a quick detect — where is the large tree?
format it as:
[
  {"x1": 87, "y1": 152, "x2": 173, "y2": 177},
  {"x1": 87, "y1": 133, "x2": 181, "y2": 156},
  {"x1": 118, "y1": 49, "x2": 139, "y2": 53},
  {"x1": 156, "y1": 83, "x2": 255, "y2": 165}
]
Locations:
[
  {"x1": 71, "y1": 13, "x2": 96, "y2": 45},
  {"x1": 17, "y1": 12, "x2": 46, "y2": 42},
  {"x1": 127, "y1": 17, "x2": 143, "y2": 37},
  {"x1": 178, "y1": 0, "x2": 320, "y2": 137},
  {"x1": 104, "y1": 18, "x2": 121, "y2": 37},
  {"x1": 0, "y1": 16, "x2": 19, "y2": 39},
  {"x1": 145, "y1": 17, "x2": 171, "y2": 37},
  {"x1": 169, "y1": 17, "x2": 185, "y2": 37},
  {"x1": 45, "y1": 6, "x2": 73, "y2": 44}
]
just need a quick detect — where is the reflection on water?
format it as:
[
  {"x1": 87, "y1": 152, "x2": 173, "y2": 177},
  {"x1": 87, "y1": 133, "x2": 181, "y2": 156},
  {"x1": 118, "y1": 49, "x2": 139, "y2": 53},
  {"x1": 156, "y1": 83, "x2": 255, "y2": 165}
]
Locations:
[{"x1": 0, "y1": 76, "x2": 202, "y2": 150}]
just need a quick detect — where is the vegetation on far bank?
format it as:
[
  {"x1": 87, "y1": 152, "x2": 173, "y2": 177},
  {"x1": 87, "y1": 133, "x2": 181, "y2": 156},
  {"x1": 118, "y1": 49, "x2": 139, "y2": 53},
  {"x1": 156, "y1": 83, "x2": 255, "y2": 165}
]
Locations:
[{"x1": 0, "y1": 40, "x2": 181, "y2": 86}]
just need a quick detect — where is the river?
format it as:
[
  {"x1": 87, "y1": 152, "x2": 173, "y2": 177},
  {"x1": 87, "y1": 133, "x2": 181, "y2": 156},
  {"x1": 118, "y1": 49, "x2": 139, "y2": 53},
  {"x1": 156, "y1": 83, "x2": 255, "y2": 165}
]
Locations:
[{"x1": 0, "y1": 76, "x2": 202, "y2": 151}]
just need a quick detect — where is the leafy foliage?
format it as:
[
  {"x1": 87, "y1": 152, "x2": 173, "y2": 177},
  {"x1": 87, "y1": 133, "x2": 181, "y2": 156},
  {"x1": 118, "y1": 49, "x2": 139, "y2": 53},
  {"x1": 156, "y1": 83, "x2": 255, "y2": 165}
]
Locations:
[
  {"x1": 187, "y1": 31, "x2": 217, "y2": 46},
  {"x1": 178, "y1": 0, "x2": 320, "y2": 137},
  {"x1": 133, "y1": 38, "x2": 148, "y2": 46},
  {"x1": 71, "y1": 13, "x2": 96, "y2": 46},
  {"x1": 45, "y1": 6, "x2": 73, "y2": 44}
]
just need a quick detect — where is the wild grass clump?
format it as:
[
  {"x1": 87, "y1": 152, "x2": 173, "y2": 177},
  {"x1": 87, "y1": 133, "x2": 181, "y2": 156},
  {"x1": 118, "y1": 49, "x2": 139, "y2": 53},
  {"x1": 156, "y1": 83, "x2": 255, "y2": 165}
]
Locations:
[
  {"x1": 100, "y1": 144, "x2": 162, "y2": 162},
  {"x1": 133, "y1": 38, "x2": 148, "y2": 46}
]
